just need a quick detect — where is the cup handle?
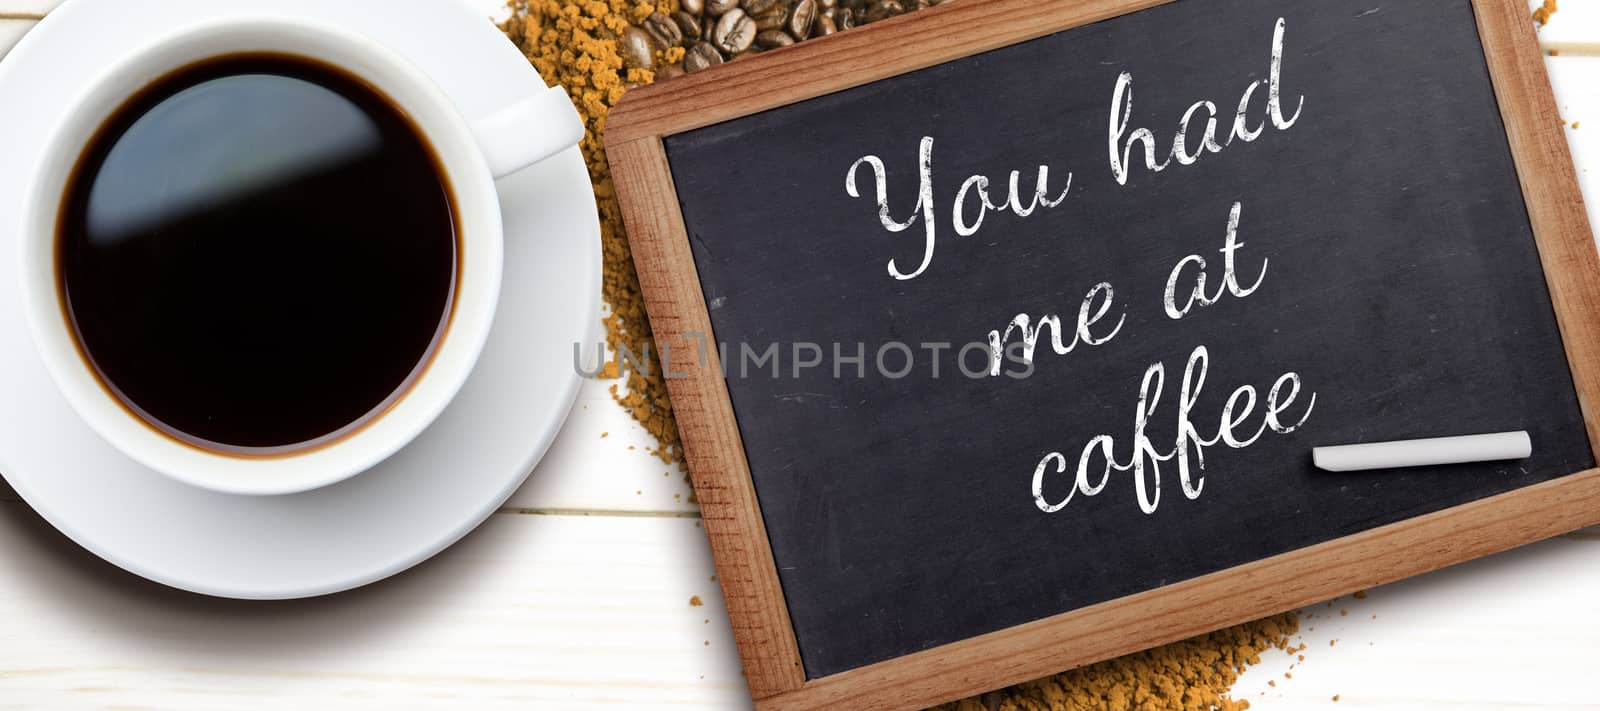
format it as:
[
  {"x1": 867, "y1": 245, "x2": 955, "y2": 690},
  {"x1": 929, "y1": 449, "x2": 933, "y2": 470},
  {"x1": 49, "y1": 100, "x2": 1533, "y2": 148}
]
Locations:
[{"x1": 471, "y1": 85, "x2": 584, "y2": 180}]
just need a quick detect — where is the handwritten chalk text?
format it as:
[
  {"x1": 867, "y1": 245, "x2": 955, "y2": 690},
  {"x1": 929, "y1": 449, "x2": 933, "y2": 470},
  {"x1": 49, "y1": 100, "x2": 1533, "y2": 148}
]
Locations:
[
  {"x1": 845, "y1": 137, "x2": 1073, "y2": 281},
  {"x1": 1031, "y1": 345, "x2": 1316, "y2": 515},
  {"x1": 1109, "y1": 18, "x2": 1303, "y2": 185}
]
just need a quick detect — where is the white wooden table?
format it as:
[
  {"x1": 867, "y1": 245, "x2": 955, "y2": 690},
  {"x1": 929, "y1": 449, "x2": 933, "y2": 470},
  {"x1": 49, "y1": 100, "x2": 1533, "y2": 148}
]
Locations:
[{"x1": 1, "y1": 2, "x2": 1598, "y2": 709}]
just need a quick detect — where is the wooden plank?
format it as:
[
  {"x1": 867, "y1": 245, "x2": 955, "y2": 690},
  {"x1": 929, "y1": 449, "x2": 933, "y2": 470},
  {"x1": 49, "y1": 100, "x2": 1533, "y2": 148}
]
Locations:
[
  {"x1": 1531, "y1": 0, "x2": 1600, "y2": 53},
  {"x1": 1236, "y1": 534, "x2": 1600, "y2": 707},
  {"x1": 0, "y1": 501, "x2": 751, "y2": 710},
  {"x1": 1548, "y1": 57, "x2": 1600, "y2": 243},
  {"x1": 0, "y1": 0, "x2": 61, "y2": 15},
  {"x1": 2, "y1": 487, "x2": 1600, "y2": 711},
  {"x1": 501, "y1": 378, "x2": 700, "y2": 514},
  {"x1": 0, "y1": 507, "x2": 1597, "y2": 711}
]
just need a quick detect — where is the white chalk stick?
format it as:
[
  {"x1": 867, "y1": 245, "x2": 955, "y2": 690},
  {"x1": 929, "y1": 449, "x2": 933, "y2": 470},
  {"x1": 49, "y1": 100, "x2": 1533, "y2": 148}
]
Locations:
[{"x1": 1312, "y1": 431, "x2": 1531, "y2": 472}]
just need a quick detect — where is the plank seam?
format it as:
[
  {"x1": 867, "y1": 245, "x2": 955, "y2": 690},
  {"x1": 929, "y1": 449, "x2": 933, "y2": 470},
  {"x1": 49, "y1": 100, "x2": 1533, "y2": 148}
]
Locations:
[
  {"x1": 498, "y1": 507, "x2": 702, "y2": 519},
  {"x1": 1543, "y1": 43, "x2": 1600, "y2": 56}
]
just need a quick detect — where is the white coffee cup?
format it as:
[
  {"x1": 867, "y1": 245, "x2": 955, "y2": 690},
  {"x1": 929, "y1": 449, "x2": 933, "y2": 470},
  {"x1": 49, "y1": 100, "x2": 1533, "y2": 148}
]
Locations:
[{"x1": 17, "y1": 16, "x2": 583, "y2": 496}]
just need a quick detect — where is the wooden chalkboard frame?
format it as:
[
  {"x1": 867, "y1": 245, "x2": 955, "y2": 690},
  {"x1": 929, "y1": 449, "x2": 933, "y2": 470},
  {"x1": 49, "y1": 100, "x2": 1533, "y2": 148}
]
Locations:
[{"x1": 606, "y1": 0, "x2": 1600, "y2": 707}]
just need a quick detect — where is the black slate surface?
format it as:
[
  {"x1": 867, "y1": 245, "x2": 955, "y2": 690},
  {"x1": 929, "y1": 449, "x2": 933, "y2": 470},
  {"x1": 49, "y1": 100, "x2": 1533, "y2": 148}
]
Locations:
[{"x1": 663, "y1": 0, "x2": 1593, "y2": 679}]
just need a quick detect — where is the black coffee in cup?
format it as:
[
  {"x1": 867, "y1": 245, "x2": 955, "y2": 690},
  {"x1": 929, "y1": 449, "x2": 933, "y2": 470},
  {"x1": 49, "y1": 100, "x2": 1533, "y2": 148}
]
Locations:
[{"x1": 57, "y1": 54, "x2": 458, "y2": 454}]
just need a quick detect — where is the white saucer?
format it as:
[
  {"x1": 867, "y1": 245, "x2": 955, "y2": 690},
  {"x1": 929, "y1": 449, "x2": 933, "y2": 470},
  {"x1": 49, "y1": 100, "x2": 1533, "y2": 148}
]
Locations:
[{"x1": 0, "y1": 0, "x2": 601, "y2": 599}]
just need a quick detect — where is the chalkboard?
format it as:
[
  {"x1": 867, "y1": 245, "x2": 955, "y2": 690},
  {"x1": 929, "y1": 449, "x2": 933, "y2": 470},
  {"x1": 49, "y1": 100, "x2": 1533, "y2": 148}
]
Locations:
[{"x1": 607, "y1": 0, "x2": 1600, "y2": 707}]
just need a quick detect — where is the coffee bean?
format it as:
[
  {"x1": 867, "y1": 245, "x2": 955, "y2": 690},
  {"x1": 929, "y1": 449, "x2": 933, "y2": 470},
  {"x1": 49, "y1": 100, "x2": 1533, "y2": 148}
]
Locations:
[
  {"x1": 639, "y1": 0, "x2": 944, "y2": 74},
  {"x1": 756, "y1": 29, "x2": 795, "y2": 49},
  {"x1": 812, "y1": 14, "x2": 837, "y2": 37},
  {"x1": 642, "y1": 12, "x2": 683, "y2": 51},
  {"x1": 684, "y1": 41, "x2": 724, "y2": 72},
  {"x1": 672, "y1": 11, "x2": 703, "y2": 45},
  {"x1": 754, "y1": 6, "x2": 788, "y2": 31},
  {"x1": 743, "y1": 0, "x2": 782, "y2": 16},
  {"x1": 620, "y1": 26, "x2": 656, "y2": 69},
  {"x1": 788, "y1": 0, "x2": 818, "y2": 38},
  {"x1": 711, "y1": 8, "x2": 757, "y2": 54},
  {"x1": 863, "y1": 0, "x2": 904, "y2": 23},
  {"x1": 657, "y1": 63, "x2": 687, "y2": 80}
]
